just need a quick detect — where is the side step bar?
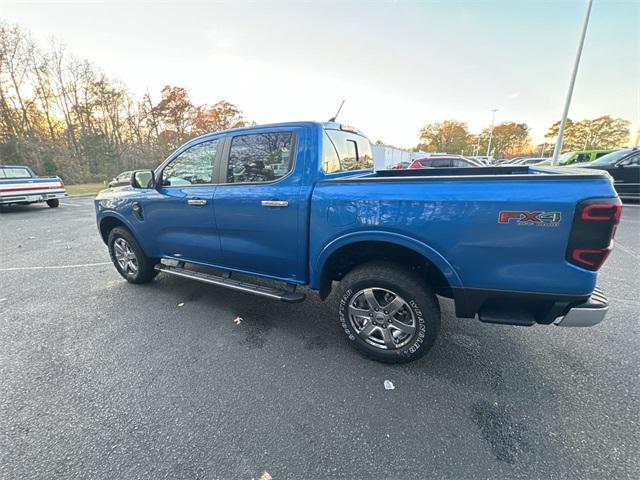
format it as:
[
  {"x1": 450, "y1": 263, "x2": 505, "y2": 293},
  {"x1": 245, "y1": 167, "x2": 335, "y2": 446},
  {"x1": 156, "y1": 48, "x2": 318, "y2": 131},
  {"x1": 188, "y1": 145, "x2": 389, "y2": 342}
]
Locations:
[{"x1": 155, "y1": 264, "x2": 306, "y2": 303}]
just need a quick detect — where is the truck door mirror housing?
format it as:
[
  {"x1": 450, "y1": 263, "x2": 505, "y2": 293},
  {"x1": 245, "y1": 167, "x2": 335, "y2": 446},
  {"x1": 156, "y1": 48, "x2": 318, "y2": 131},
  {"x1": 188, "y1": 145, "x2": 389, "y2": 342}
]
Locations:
[{"x1": 131, "y1": 170, "x2": 155, "y2": 189}]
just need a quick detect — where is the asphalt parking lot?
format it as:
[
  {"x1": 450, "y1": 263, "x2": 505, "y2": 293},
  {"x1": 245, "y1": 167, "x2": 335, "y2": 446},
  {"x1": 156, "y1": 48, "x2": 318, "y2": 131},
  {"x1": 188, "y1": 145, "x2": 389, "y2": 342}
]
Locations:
[{"x1": 1, "y1": 197, "x2": 639, "y2": 480}]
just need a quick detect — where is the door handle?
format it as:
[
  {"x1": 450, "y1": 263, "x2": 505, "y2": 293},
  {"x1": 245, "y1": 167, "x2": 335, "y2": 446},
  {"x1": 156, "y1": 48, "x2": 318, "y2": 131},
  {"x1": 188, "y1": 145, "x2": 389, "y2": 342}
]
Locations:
[
  {"x1": 261, "y1": 200, "x2": 289, "y2": 207},
  {"x1": 187, "y1": 198, "x2": 207, "y2": 206}
]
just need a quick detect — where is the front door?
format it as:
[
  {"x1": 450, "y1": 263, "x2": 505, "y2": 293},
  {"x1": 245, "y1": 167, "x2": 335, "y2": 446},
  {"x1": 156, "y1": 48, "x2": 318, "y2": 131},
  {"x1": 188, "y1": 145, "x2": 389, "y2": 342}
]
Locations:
[
  {"x1": 213, "y1": 128, "x2": 307, "y2": 282},
  {"x1": 143, "y1": 137, "x2": 223, "y2": 265}
]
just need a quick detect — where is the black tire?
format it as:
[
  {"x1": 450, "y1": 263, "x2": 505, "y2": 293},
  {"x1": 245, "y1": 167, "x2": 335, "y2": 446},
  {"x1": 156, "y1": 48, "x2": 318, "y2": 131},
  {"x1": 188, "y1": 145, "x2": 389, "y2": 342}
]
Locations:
[
  {"x1": 107, "y1": 226, "x2": 159, "y2": 284},
  {"x1": 337, "y1": 261, "x2": 441, "y2": 364},
  {"x1": 46, "y1": 199, "x2": 59, "y2": 208}
]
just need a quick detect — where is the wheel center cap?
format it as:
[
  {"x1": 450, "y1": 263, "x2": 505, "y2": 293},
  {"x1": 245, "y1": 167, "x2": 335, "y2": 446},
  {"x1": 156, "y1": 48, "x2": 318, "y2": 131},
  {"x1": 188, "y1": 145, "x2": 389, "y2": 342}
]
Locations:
[{"x1": 374, "y1": 312, "x2": 386, "y2": 323}]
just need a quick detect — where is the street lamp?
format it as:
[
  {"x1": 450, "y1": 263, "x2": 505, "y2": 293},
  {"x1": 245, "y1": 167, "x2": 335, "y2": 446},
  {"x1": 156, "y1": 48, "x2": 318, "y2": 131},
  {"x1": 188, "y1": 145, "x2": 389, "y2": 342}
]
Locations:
[
  {"x1": 486, "y1": 108, "x2": 498, "y2": 157},
  {"x1": 552, "y1": 0, "x2": 594, "y2": 165}
]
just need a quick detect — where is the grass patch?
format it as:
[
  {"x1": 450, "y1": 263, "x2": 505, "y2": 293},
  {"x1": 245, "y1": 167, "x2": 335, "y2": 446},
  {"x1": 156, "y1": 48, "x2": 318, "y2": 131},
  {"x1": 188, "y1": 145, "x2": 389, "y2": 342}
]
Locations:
[{"x1": 66, "y1": 182, "x2": 106, "y2": 196}]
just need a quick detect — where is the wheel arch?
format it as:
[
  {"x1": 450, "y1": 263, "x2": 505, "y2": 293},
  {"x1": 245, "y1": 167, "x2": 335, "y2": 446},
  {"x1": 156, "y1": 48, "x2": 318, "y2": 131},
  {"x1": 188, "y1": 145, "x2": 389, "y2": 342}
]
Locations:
[
  {"x1": 98, "y1": 213, "x2": 145, "y2": 250},
  {"x1": 313, "y1": 231, "x2": 462, "y2": 300}
]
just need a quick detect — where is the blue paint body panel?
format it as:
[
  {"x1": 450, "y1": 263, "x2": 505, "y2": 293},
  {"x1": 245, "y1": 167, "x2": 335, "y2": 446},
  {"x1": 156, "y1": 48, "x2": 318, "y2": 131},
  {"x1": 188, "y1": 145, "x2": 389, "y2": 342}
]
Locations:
[{"x1": 95, "y1": 121, "x2": 617, "y2": 300}]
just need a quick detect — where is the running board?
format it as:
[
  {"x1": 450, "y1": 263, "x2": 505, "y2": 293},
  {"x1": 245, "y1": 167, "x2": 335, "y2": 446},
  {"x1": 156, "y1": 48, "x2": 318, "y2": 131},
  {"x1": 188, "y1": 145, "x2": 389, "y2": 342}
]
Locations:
[{"x1": 154, "y1": 264, "x2": 306, "y2": 303}]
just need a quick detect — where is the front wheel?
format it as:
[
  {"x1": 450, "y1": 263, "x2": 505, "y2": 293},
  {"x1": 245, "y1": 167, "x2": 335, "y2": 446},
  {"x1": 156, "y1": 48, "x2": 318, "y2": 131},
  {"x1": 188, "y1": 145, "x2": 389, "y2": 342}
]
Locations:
[
  {"x1": 338, "y1": 261, "x2": 441, "y2": 364},
  {"x1": 46, "y1": 199, "x2": 59, "y2": 208},
  {"x1": 108, "y1": 227, "x2": 159, "y2": 284}
]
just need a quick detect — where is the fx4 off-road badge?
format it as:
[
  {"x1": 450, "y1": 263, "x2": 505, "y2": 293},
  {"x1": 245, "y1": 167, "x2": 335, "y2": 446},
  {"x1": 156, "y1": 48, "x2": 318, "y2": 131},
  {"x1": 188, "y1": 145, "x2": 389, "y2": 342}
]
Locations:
[{"x1": 498, "y1": 211, "x2": 561, "y2": 227}]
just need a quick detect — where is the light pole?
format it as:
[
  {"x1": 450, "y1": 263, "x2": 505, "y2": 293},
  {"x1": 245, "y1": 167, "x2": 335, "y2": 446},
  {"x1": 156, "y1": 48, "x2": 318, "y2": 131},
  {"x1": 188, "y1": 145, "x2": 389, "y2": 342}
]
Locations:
[
  {"x1": 486, "y1": 108, "x2": 498, "y2": 157},
  {"x1": 552, "y1": 0, "x2": 594, "y2": 165}
]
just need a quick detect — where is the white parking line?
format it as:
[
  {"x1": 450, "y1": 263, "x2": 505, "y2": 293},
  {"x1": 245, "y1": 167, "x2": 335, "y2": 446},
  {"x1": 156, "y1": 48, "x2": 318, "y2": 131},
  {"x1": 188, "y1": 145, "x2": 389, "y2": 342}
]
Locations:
[{"x1": 0, "y1": 262, "x2": 111, "y2": 272}]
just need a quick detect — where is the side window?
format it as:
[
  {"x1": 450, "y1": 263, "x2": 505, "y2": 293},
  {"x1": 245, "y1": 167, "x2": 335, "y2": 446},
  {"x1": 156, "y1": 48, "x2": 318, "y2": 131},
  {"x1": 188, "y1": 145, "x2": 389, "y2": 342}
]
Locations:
[
  {"x1": 162, "y1": 139, "x2": 218, "y2": 186},
  {"x1": 226, "y1": 132, "x2": 294, "y2": 183},
  {"x1": 574, "y1": 153, "x2": 589, "y2": 163},
  {"x1": 452, "y1": 159, "x2": 468, "y2": 167},
  {"x1": 322, "y1": 134, "x2": 341, "y2": 173},
  {"x1": 622, "y1": 154, "x2": 640, "y2": 166},
  {"x1": 0, "y1": 169, "x2": 5, "y2": 179},
  {"x1": 3, "y1": 167, "x2": 31, "y2": 178},
  {"x1": 595, "y1": 152, "x2": 609, "y2": 159},
  {"x1": 431, "y1": 159, "x2": 450, "y2": 168},
  {"x1": 323, "y1": 130, "x2": 373, "y2": 173}
]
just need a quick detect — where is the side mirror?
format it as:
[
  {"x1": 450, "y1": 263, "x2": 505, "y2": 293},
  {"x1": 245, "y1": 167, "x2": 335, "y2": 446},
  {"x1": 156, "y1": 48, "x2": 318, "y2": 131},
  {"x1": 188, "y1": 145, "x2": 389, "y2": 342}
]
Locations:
[{"x1": 131, "y1": 170, "x2": 155, "y2": 189}]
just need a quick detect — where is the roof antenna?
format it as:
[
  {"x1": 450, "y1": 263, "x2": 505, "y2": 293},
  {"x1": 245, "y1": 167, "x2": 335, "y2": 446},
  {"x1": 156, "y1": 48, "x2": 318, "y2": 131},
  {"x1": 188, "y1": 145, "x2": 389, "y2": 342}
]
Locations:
[{"x1": 329, "y1": 99, "x2": 345, "y2": 122}]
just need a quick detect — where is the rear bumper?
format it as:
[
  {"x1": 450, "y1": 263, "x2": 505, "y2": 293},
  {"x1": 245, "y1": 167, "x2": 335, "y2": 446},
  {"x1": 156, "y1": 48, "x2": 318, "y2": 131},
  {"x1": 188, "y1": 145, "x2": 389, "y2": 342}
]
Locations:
[
  {"x1": 0, "y1": 191, "x2": 67, "y2": 204},
  {"x1": 554, "y1": 287, "x2": 608, "y2": 327},
  {"x1": 452, "y1": 286, "x2": 608, "y2": 327}
]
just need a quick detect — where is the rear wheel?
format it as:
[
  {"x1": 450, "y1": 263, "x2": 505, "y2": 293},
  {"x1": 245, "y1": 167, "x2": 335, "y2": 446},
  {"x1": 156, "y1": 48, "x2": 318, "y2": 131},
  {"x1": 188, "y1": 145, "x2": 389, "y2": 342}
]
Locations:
[
  {"x1": 338, "y1": 261, "x2": 441, "y2": 363},
  {"x1": 46, "y1": 199, "x2": 59, "y2": 208},
  {"x1": 108, "y1": 227, "x2": 158, "y2": 283}
]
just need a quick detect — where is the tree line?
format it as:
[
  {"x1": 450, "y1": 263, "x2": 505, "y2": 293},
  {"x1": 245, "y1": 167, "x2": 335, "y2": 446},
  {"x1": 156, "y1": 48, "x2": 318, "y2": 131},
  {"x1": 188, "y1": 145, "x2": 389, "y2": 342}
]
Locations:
[
  {"x1": 416, "y1": 115, "x2": 631, "y2": 159},
  {"x1": 0, "y1": 22, "x2": 247, "y2": 183}
]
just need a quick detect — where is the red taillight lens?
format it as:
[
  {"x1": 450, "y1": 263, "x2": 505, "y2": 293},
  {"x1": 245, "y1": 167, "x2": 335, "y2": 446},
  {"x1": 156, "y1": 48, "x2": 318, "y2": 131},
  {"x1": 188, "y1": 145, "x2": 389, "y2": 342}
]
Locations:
[
  {"x1": 571, "y1": 245, "x2": 613, "y2": 268},
  {"x1": 567, "y1": 198, "x2": 621, "y2": 271},
  {"x1": 581, "y1": 202, "x2": 622, "y2": 222}
]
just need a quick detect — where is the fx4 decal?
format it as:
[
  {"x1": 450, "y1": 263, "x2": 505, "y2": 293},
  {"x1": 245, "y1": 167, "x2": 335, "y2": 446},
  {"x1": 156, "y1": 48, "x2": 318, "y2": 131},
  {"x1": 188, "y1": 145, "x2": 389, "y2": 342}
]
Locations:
[{"x1": 499, "y1": 211, "x2": 561, "y2": 227}]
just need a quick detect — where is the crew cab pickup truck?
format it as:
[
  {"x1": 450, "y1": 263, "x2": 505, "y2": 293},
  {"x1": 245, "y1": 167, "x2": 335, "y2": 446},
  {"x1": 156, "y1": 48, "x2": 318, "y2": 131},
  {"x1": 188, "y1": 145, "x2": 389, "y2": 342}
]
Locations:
[
  {"x1": 0, "y1": 165, "x2": 67, "y2": 210},
  {"x1": 94, "y1": 122, "x2": 621, "y2": 363}
]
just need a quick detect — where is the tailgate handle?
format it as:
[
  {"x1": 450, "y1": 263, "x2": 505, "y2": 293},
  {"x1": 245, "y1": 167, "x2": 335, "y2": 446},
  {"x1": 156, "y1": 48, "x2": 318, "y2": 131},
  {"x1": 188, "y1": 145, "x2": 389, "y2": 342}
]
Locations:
[
  {"x1": 187, "y1": 198, "x2": 207, "y2": 206},
  {"x1": 261, "y1": 200, "x2": 289, "y2": 207}
]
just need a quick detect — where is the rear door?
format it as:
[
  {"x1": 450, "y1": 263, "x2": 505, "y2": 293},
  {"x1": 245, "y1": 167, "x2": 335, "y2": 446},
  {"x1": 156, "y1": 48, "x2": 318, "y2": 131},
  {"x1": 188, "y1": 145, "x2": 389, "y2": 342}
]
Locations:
[{"x1": 213, "y1": 127, "x2": 308, "y2": 281}]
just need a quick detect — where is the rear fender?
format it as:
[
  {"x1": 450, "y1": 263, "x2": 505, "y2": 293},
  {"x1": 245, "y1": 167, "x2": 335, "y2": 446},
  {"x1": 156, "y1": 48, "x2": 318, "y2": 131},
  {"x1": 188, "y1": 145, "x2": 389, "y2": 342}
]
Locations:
[{"x1": 311, "y1": 230, "x2": 462, "y2": 289}]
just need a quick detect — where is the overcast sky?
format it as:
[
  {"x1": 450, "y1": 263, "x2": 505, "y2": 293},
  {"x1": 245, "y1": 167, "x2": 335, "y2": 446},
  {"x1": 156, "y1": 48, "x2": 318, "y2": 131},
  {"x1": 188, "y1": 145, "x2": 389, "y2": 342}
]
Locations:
[{"x1": 2, "y1": 0, "x2": 638, "y2": 147}]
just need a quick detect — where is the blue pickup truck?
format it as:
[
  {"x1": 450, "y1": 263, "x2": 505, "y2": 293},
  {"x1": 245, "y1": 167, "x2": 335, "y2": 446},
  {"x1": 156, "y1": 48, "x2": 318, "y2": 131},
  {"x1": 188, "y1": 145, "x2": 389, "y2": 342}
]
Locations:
[{"x1": 95, "y1": 121, "x2": 621, "y2": 363}]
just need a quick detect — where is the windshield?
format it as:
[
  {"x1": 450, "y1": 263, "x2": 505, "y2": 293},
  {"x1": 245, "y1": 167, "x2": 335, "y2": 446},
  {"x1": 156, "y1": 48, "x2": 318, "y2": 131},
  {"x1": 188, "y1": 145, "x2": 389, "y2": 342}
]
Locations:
[{"x1": 590, "y1": 149, "x2": 630, "y2": 166}]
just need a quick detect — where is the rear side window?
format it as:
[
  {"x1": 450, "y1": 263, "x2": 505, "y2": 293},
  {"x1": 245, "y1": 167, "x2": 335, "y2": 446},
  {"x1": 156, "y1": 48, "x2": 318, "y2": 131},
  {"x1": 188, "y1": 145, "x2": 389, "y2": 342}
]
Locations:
[
  {"x1": 0, "y1": 167, "x2": 31, "y2": 178},
  {"x1": 227, "y1": 132, "x2": 294, "y2": 183},
  {"x1": 323, "y1": 130, "x2": 373, "y2": 174},
  {"x1": 431, "y1": 159, "x2": 451, "y2": 168},
  {"x1": 452, "y1": 159, "x2": 470, "y2": 167}
]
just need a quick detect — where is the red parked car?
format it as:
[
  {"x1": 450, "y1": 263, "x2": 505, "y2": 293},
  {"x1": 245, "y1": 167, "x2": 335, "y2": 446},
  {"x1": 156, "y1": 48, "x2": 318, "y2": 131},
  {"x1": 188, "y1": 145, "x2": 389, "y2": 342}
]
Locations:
[{"x1": 409, "y1": 156, "x2": 482, "y2": 169}]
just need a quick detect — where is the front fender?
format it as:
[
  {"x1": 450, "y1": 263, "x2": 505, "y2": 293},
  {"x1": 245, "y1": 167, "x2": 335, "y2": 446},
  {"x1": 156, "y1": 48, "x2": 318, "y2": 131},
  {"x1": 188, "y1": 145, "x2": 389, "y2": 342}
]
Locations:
[{"x1": 311, "y1": 230, "x2": 462, "y2": 289}]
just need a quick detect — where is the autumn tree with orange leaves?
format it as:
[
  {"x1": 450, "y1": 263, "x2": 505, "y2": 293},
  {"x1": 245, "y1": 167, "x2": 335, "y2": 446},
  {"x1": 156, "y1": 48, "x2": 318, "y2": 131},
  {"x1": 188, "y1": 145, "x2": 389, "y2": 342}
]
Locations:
[{"x1": 0, "y1": 22, "x2": 247, "y2": 182}]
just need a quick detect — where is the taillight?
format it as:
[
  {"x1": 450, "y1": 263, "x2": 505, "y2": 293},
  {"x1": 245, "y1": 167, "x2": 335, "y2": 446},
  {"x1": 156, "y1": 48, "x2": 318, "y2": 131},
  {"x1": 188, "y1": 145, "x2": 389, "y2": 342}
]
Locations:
[
  {"x1": 60, "y1": 180, "x2": 65, "y2": 188},
  {"x1": 566, "y1": 197, "x2": 622, "y2": 271}
]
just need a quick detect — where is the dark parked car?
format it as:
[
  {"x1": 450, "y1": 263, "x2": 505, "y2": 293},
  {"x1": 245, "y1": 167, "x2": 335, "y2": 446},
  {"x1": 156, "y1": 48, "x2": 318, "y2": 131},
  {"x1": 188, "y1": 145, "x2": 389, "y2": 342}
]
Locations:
[
  {"x1": 575, "y1": 148, "x2": 639, "y2": 200},
  {"x1": 108, "y1": 171, "x2": 134, "y2": 188},
  {"x1": 408, "y1": 156, "x2": 482, "y2": 169}
]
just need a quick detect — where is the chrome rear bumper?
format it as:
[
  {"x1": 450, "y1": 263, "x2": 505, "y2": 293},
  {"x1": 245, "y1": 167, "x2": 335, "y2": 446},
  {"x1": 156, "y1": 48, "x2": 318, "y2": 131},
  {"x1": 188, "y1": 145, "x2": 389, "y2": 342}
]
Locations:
[{"x1": 554, "y1": 287, "x2": 608, "y2": 327}]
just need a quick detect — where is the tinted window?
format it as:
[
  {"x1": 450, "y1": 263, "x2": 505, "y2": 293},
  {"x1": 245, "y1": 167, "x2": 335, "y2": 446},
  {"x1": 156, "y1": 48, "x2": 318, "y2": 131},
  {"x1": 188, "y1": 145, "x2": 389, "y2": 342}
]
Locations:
[
  {"x1": 163, "y1": 139, "x2": 218, "y2": 186},
  {"x1": 574, "y1": 153, "x2": 590, "y2": 163},
  {"x1": 323, "y1": 130, "x2": 373, "y2": 173},
  {"x1": 1, "y1": 167, "x2": 32, "y2": 178},
  {"x1": 227, "y1": 132, "x2": 293, "y2": 183},
  {"x1": 452, "y1": 159, "x2": 471, "y2": 167},
  {"x1": 431, "y1": 159, "x2": 451, "y2": 168},
  {"x1": 591, "y1": 149, "x2": 630, "y2": 165},
  {"x1": 595, "y1": 152, "x2": 610, "y2": 159},
  {"x1": 621, "y1": 153, "x2": 639, "y2": 166}
]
